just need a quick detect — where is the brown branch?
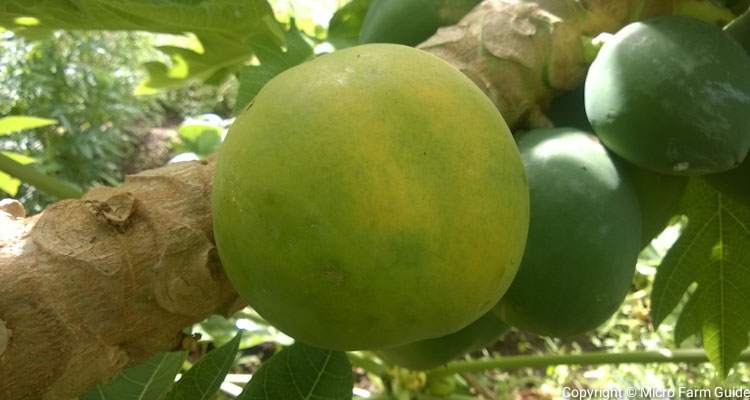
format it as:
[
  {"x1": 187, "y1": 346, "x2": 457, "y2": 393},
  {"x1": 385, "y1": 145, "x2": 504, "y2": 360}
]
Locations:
[
  {"x1": 0, "y1": 158, "x2": 241, "y2": 400},
  {"x1": 420, "y1": 0, "x2": 672, "y2": 128},
  {"x1": 0, "y1": 1, "x2": 679, "y2": 399}
]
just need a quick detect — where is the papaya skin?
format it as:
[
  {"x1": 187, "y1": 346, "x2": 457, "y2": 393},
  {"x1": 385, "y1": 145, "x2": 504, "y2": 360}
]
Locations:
[
  {"x1": 377, "y1": 307, "x2": 510, "y2": 370},
  {"x1": 546, "y1": 87, "x2": 687, "y2": 246},
  {"x1": 499, "y1": 128, "x2": 641, "y2": 338},
  {"x1": 585, "y1": 16, "x2": 750, "y2": 176},
  {"x1": 212, "y1": 44, "x2": 529, "y2": 351},
  {"x1": 359, "y1": 0, "x2": 481, "y2": 46}
]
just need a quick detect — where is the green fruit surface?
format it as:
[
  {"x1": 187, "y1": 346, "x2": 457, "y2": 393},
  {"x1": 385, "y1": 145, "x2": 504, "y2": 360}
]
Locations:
[
  {"x1": 499, "y1": 128, "x2": 641, "y2": 338},
  {"x1": 585, "y1": 15, "x2": 750, "y2": 176},
  {"x1": 377, "y1": 307, "x2": 510, "y2": 370},
  {"x1": 547, "y1": 87, "x2": 687, "y2": 246},
  {"x1": 212, "y1": 44, "x2": 529, "y2": 351},
  {"x1": 359, "y1": 0, "x2": 480, "y2": 46}
]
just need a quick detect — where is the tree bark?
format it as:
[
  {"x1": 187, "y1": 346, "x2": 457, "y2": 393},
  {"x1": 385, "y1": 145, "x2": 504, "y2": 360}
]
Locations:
[
  {"x1": 1, "y1": 158, "x2": 241, "y2": 400},
  {"x1": 0, "y1": 1, "x2": 676, "y2": 398}
]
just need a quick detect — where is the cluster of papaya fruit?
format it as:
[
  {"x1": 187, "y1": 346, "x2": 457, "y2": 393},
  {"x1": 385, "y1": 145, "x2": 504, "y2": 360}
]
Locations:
[{"x1": 211, "y1": 0, "x2": 750, "y2": 373}]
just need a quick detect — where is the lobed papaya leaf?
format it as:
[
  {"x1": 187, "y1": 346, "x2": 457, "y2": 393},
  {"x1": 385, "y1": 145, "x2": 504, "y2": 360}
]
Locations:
[
  {"x1": 79, "y1": 351, "x2": 187, "y2": 400},
  {"x1": 0, "y1": 1, "x2": 277, "y2": 38},
  {"x1": 237, "y1": 342, "x2": 353, "y2": 400},
  {"x1": 0, "y1": 1, "x2": 284, "y2": 93},
  {"x1": 136, "y1": 34, "x2": 253, "y2": 94},
  {"x1": 234, "y1": 20, "x2": 314, "y2": 113},
  {"x1": 651, "y1": 178, "x2": 750, "y2": 377}
]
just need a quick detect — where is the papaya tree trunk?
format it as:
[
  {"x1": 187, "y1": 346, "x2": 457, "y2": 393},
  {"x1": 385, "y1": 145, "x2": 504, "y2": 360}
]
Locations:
[{"x1": 0, "y1": 1, "x2": 672, "y2": 398}]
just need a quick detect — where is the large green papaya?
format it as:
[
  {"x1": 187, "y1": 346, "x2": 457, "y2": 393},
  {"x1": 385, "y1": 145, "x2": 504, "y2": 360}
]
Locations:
[
  {"x1": 212, "y1": 44, "x2": 529, "y2": 351},
  {"x1": 498, "y1": 128, "x2": 641, "y2": 338},
  {"x1": 585, "y1": 15, "x2": 750, "y2": 176},
  {"x1": 547, "y1": 87, "x2": 687, "y2": 246},
  {"x1": 377, "y1": 307, "x2": 510, "y2": 370},
  {"x1": 359, "y1": 0, "x2": 480, "y2": 46}
]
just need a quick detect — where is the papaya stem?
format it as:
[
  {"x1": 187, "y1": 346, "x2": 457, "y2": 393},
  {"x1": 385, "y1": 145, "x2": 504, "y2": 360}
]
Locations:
[
  {"x1": 0, "y1": 152, "x2": 83, "y2": 199},
  {"x1": 426, "y1": 349, "x2": 750, "y2": 379},
  {"x1": 725, "y1": 7, "x2": 750, "y2": 51}
]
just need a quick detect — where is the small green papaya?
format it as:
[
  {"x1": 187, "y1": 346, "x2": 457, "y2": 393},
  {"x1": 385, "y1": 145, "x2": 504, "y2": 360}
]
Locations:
[
  {"x1": 377, "y1": 307, "x2": 509, "y2": 370},
  {"x1": 499, "y1": 128, "x2": 641, "y2": 338},
  {"x1": 547, "y1": 87, "x2": 687, "y2": 246},
  {"x1": 585, "y1": 16, "x2": 750, "y2": 176},
  {"x1": 359, "y1": 0, "x2": 480, "y2": 46}
]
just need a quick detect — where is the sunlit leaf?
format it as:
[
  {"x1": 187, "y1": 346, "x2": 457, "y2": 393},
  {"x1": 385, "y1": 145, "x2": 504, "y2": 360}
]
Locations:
[
  {"x1": 0, "y1": 171, "x2": 21, "y2": 196},
  {"x1": 235, "y1": 20, "x2": 314, "y2": 113},
  {"x1": 651, "y1": 178, "x2": 750, "y2": 377},
  {"x1": 1, "y1": 151, "x2": 35, "y2": 165},
  {"x1": 0, "y1": 116, "x2": 57, "y2": 136},
  {"x1": 238, "y1": 342, "x2": 353, "y2": 400},
  {"x1": 79, "y1": 351, "x2": 187, "y2": 400},
  {"x1": 0, "y1": 1, "x2": 283, "y2": 92}
]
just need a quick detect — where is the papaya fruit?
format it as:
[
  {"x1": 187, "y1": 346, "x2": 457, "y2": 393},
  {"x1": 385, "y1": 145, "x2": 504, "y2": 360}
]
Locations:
[
  {"x1": 585, "y1": 15, "x2": 750, "y2": 176},
  {"x1": 546, "y1": 85, "x2": 594, "y2": 133},
  {"x1": 547, "y1": 87, "x2": 687, "y2": 246},
  {"x1": 377, "y1": 307, "x2": 510, "y2": 370},
  {"x1": 498, "y1": 128, "x2": 641, "y2": 338},
  {"x1": 212, "y1": 44, "x2": 529, "y2": 351},
  {"x1": 359, "y1": 0, "x2": 480, "y2": 46}
]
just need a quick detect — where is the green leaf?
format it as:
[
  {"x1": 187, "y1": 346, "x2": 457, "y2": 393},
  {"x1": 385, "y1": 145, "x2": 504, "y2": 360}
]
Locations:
[
  {"x1": 0, "y1": 171, "x2": 21, "y2": 196},
  {"x1": 651, "y1": 178, "x2": 750, "y2": 377},
  {"x1": 0, "y1": 151, "x2": 37, "y2": 195},
  {"x1": 0, "y1": 1, "x2": 283, "y2": 91},
  {"x1": 238, "y1": 342, "x2": 353, "y2": 400},
  {"x1": 1, "y1": 151, "x2": 35, "y2": 165},
  {"x1": 327, "y1": 0, "x2": 371, "y2": 49},
  {"x1": 79, "y1": 351, "x2": 187, "y2": 400},
  {"x1": 165, "y1": 331, "x2": 242, "y2": 400},
  {"x1": 0, "y1": 116, "x2": 57, "y2": 136},
  {"x1": 178, "y1": 124, "x2": 223, "y2": 144},
  {"x1": 235, "y1": 20, "x2": 314, "y2": 113},
  {"x1": 0, "y1": 1, "x2": 277, "y2": 37},
  {"x1": 176, "y1": 116, "x2": 224, "y2": 157},
  {"x1": 137, "y1": 34, "x2": 251, "y2": 93}
]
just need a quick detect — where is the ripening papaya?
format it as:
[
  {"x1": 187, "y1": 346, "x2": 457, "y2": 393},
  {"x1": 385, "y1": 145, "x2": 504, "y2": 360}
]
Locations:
[
  {"x1": 359, "y1": 0, "x2": 480, "y2": 46},
  {"x1": 498, "y1": 128, "x2": 641, "y2": 338},
  {"x1": 585, "y1": 15, "x2": 750, "y2": 176},
  {"x1": 377, "y1": 307, "x2": 510, "y2": 370},
  {"x1": 547, "y1": 87, "x2": 687, "y2": 246},
  {"x1": 212, "y1": 44, "x2": 529, "y2": 351}
]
